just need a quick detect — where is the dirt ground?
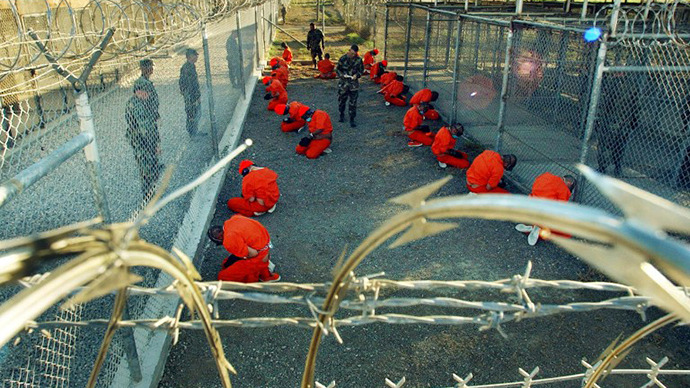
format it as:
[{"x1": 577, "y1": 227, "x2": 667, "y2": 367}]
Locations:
[{"x1": 158, "y1": 4, "x2": 690, "y2": 388}]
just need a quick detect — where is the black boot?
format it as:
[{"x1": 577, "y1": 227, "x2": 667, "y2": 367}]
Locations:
[
  {"x1": 350, "y1": 115, "x2": 356, "y2": 127},
  {"x1": 338, "y1": 112, "x2": 345, "y2": 123}
]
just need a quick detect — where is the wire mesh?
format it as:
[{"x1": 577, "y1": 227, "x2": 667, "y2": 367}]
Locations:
[
  {"x1": 0, "y1": 0, "x2": 279, "y2": 386},
  {"x1": 581, "y1": 39, "x2": 690, "y2": 210},
  {"x1": 500, "y1": 23, "x2": 599, "y2": 196}
]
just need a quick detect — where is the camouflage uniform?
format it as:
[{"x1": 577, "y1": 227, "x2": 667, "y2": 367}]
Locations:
[
  {"x1": 335, "y1": 54, "x2": 364, "y2": 123},
  {"x1": 179, "y1": 60, "x2": 201, "y2": 135},
  {"x1": 125, "y1": 82, "x2": 162, "y2": 199}
]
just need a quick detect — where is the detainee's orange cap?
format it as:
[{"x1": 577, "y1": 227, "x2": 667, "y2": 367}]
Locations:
[
  {"x1": 382, "y1": 60, "x2": 388, "y2": 67},
  {"x1": 238, "y1": 160, "x2": 254, "y2": 175},
  {"x1": 262, "y1": 76, "x2": 271, "y2": 85},
  {"x1": 297, "y1": 105, "x2": 310, "y2": 117}
]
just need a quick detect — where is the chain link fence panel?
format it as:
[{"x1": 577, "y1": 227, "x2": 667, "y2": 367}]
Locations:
[{"x1": 0, "y1": 0, "x2": 279, "y2": 385}]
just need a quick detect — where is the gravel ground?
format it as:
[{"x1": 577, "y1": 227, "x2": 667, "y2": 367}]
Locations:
[{"x1": 158, "y1": 67, "x2": 690, "y2": 387}]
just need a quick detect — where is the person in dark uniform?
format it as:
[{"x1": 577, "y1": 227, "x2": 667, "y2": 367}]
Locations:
[
  {"x1": 335, "y1": 44, "x2": 364, "y2": 128},
  {"x1": 179, "y1": 48, "x2": 202, "y2": 136},
  {"x1": 306, "y1": 23, "x2": 325, "y2": 70},
  {"x1": 125, "y1": 78, "x2": 163, "y2": 200}
]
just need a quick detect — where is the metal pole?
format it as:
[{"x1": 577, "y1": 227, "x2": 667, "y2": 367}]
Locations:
[
  {"x1": 422, "y1": 11, "x2": 432, "y2": 88},
  {"x1": 0, "y1": 132, "x2": 93, "y2": 208},
  {"x1": 580, "y1": 0, "x2": 589, "y2": 20},
  {"x1": 451, "y1": 18, "x2": 462, "y2": 125},
  {"x1": 565, "y1": 0, "x2": 572, "y2": 14},
  {"x1": 577, "y1": 39, "x2": 608, "y2": 188},
  {"x1": 373, "y1": 5, "x2": 377, "y2": 49},
  {"x1": 322, "y1": 0, "x2": 326, "y2": 45},
  {"x1": 403, "y1": 5, "x2": 413, "y2": 80},
  {"x1": 495, "y1": 27, "x2": 514, "y2": 152},
  {"x1": 464, "y1": 0, "x2": 469, "y2": 12},
  {"x1": 263, "y1": 17, "x2": 309, "y2": 48},
  {"x1": 643, "y1": 0, "x2": 653, "y2": 20},
  {"x1": 235, "y1": 11, "x2": 246, "y2": 99},
  {"x1": 121, "y1": 308, "x2": 142, "y2": 382},
  {"x1": 473, "y1": 21, "x2": 480, "y2": 72},
  {"x1": 254, "y1": 5, "x2": 261, "y2": 66},
  {"x1": 383, "y1": 5, "x2": 390, "y2": 60},
  {"x1": 609, "y1": 0, "x2": 623, "y2": 37},
  {"x1": 202, "y1": 24, "x2": 220, "y2": 159},
  {"x1": 444, "y1": 18, "x2": 453, "y2": 68},
  {"x1": 74, "y1": 93, "x2": 111, "y2": 223},
  {"x1": 554, "y1": 31, "x2": 569, "y2": 100},
  {"x1": 515, "y1": 0, "x2": 523, "y2": 15}
]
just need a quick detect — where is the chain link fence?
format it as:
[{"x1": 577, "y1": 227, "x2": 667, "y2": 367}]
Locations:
[
  {"x1": 0, "y1": 0, "x2": 279, "y2": 386},
  {"x1": 346, "y1": 2, "x2": 690, "y2": 213}
]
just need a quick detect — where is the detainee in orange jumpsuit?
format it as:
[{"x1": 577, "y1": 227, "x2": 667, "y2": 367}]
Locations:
[
  {"x1": 363, "y1": 49, "x2": 379, "y2": 73},
  {"x1": 227, "y1": 159, "x2": 280, "y2": 216},
  {"x1": 296, "y1": 105, "x2": 333, "y2": 159},
  {"x1": 281, "y1": 42, "x2": 293, "y2": 65},
  {"x1": 403, "y1": 105, "x2": 435, "y2": 147},
  {"x1": 431, "y1": 124, "x2": 470, "y2": 169},
  {"x1": 409, "y1": 88, "x2": 440, "y2": 120},
  {"x1": 379, "y1": 75, "x2": 409, "y2": 106},
  {"x1": 274, "y1": 101, "x2": 308, "y2": 132},
  {"x1": 207, "y1": 215, "x2": 280, "y2": 283},
  {"x1": 379, "y1": 71, "x2": 397, "y2": 87},
  {"x1": 262, "y1": 76, "x2": 287, "y2": 112},
  {"x1": 314, "y1": 53, "x2": 336, "y2": 79},
  {"x1": 466, "y1": 150, "x2": 517, "y2": 194},
  {"x1": 516, "y1": 173, "x2": 577, "y2": 245},
  {"x1": 370, "y1": 60, "x2": 387, "y2": 83},
  {"x1": 269, "y1": 57, "x2": 289, "y2": 87}
]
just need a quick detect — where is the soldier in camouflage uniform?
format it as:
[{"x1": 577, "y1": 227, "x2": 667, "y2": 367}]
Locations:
[
  {"x1": 126, "y1": 78, "x2": 163, "y2": 200},
  {"x1": 335, "y1": 44, "x2": 364, "y2": 128},
  {"x1": 179, "y1": 48, "x2": 201, "y2": 136}
]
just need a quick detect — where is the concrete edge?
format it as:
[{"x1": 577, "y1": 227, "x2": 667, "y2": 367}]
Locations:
[{"x1": 109, "y1": 74, "x2": 258, "y2": 388}]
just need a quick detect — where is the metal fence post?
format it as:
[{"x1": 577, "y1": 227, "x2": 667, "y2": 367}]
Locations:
[
  {"x1": 254, "y1": 5, "x2": 261, "y2": 66},
  {"x1": 74, "y1": 93, "x2": 112, "y2": 223},
  {"x1": 202, "y1": 23, "x2": 220, "y2": 158},
  {"x1": 403, "y1": 5, "x2": 413, "y2": 80},
  {"x1": 422, "y1": 10, "x2": 432, "y2": 88},
  {"x1": 444, "y1": 18, "x2": 453, "y2": 68},
  {"x1": 383, "y1": 5, "x2": 390, "y2": 60},
  {"x1": 473, "y1": 21, "x2": 481, "y2": 72},
  {"x1": 554, "y1": 31, "x2": 569, "y2": 100},
  {"x1": 451, "y1": 17, "x2": 462, "y2": 125},
  {"x1": 235, "y1": 11, "x2": 247, "y2": 99},
  {"x1": 373, "y1": 5, "x2": 378, "y2": 48},
  {"x1": 495, "y1": 26, "x2": 514, "y2": 152},
  {"x1": 576, "y1": 38, "x2": 608, "y2": 200}
]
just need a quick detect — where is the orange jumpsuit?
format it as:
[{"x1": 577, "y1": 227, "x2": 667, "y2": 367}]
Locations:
[
  {"x1": 265, "y1": 79, "x2": 288, "y2": 111},
  {"x1": 381, "y1": 80, "x2": 407, "y2": 106},
  {"x1": 379, "y1": 72, "x2": 397, "y2": 86},
  {"x1": 282, "y1": 47, "x2": 293, "y2": 64},
  {"x1": 409, "y1": 88, "x2": 440, "y2": 120},
  {"x1": 529, "y1": 172, "x2": 572, "y2": 239},
  {"x1": 296, "y1": 110, "x2": 332, "y2": 159},
  {"x1": 403, "y1": 106, "x2": 434, "y2": 146},
  {"x1": 466, "y1": 150, "x2": 508, "y2": 194},
  {"x1": 431, "y1": 126, "x2": 469, "y2": 168},
  {"x1": 531, "y1": 172, "x2": 572, "y2": 201},
  {"x1": 271, "y1": 66, "x2": 289, "y2": 87},
  {"x1": 363, "y1": 51, "x2": 376, "y2": 71},
  {"x1": 370, "y1": 62, "x2": 385, "y2": 83},
  {"x1": 218, "y1": 215, "x2": 273, "y2": 283},
  {"x1": 314, "y1": 58, "x2": 336, "y2": 79},
  {"x1": 227, "y1": 167, "x2": 280, "y2": 216},
  {"x1": 281, "y1": 101, "x2": 308, "y2": 132}
]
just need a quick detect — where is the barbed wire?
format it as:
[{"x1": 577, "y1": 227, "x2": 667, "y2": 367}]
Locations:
[
  {"x1": 0, "y1": 0, "x2": 265, "y2": 81},
  {"x1": 591, "y1": 0, "x2": 690, "y2": 46}
]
